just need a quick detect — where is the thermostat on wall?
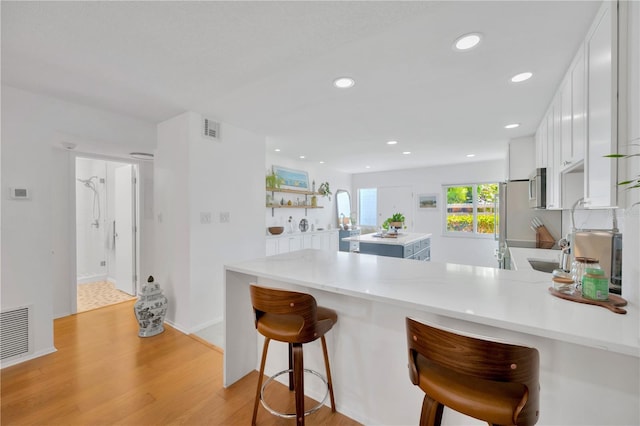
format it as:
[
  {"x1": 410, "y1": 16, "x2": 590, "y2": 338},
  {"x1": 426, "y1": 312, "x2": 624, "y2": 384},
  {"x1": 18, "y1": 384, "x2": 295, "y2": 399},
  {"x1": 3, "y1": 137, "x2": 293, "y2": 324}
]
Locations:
[{"x1": 10, "y1": 187, "x2": 30, "y2": 200}]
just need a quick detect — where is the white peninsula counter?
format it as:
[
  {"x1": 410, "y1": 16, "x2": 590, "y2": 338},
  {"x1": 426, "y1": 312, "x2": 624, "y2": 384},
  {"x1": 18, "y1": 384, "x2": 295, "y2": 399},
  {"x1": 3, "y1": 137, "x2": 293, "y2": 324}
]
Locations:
[{"x1": 224, "y1": 249, "x2": 639, "y2": 425}]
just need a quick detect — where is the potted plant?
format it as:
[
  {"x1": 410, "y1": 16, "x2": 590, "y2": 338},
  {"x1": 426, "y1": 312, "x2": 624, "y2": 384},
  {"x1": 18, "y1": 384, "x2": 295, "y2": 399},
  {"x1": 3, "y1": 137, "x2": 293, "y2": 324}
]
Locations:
[
  {"x1": 265, "y1": 170, "x2": 284, "y2": 189},
  {"x1": 382, "y1": 213, "x2": 405, "y2": 230},
  {"x1": 318, "y1": 182, "x2": 332, "y2": 201}
]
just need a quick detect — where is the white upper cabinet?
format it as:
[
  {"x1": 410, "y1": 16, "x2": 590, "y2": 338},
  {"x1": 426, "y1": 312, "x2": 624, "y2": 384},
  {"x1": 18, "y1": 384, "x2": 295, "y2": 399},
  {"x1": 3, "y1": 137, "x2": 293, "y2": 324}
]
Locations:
[
  {"x1": 536, "y1": 115, "x2": 548, "y2": 169},
  {"x1": 570, "y1": 48, "x2": 587, "y2": 166},
  {"x1": 559, "y1": 46, "x2": 587, "y2": 171},
  {"x1": 507, "y1": 137, "x2": 535, "y2": 181},
  {"x1": 584, "y1": 0, "x2": 618, "y2": 208},
  {"x1": 535, "y1": 1, "x2": 619, "y2": 209}
]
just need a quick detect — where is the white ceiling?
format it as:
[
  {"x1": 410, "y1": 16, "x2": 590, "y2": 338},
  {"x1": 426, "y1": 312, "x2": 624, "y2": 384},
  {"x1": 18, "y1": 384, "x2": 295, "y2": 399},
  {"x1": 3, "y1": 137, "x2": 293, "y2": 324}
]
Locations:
[{"x1": 1, "y1": 1, "x2": 601, "y2": 174}]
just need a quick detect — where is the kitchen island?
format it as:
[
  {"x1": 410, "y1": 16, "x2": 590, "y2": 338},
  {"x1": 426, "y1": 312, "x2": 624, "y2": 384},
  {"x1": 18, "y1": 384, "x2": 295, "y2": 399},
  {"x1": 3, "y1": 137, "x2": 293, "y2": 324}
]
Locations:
[
  {"x1": 342, "y1": 231, "x2": 431, "y2": 260},
  {"x1": 224, "y1": 249, "x2": 639, "y2": 425}
]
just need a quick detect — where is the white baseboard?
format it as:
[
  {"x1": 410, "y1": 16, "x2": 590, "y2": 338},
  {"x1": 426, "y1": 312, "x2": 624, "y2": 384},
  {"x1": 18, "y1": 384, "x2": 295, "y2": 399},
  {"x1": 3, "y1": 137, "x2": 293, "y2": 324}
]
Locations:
[
  {"x1": 191, "y1": 316, "x2": 223, "y2": 333},
  {"x1": 0, "y1": 346, "x2": 57, "y2": 369},
  {"x1": 77, "y1": 274, "x2": 108, "y2": 285}
]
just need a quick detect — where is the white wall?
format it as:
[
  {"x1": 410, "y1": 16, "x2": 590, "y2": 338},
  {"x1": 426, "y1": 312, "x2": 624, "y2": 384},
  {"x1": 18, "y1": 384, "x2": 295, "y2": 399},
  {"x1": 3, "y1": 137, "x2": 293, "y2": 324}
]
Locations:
[
  {"x1": 155, "y1": 112, "x2": 265, "y2": 333},
  {"x1": 352, "y1": 160, "x2": 506, "y2": 267},
  {"x1": 265, "y1": 150, "x2": 351, "y2": 232},
  {"x1": 1, "y1": 86, "x2": 156, "y2": 365}
]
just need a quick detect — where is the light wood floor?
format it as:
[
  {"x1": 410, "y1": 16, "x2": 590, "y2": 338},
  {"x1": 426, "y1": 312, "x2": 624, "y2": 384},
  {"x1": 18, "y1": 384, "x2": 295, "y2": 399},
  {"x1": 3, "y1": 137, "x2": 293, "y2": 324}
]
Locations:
[{"x1": 1, "y1": 300, "x2": 361, "y2": 426}]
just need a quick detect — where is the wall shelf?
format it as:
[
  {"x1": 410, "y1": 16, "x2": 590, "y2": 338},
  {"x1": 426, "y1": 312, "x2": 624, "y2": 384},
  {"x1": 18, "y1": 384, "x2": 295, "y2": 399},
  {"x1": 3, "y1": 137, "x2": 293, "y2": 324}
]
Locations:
[{"x1": 267, "y1": 187, "x2": 325, "y2": 216}]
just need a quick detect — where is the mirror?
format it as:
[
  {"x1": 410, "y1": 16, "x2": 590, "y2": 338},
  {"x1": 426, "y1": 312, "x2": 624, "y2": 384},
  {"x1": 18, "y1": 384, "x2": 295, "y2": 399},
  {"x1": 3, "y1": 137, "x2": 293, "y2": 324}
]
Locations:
[{"x1": 336, "y1": 190, "x2": 352, "y2": 229}]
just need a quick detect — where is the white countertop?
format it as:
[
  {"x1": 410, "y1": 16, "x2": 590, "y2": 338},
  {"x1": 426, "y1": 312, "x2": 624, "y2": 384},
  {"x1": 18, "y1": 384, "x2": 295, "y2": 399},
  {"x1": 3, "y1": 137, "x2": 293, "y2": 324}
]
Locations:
[
  {"x1": 266, "y1": 228, "x2": 337, "y2": 238},
  {"x1": 341, "y1": 232, "x2": 432, "y2": 246},
  {"x1": 225, "y1": 249, "x2": 639, "y2": 357}
]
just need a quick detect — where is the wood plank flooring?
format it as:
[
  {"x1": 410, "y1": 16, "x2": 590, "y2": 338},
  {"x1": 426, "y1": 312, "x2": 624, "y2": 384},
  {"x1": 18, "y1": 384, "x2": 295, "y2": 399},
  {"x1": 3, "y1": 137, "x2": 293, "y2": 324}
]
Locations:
[{"x1": 1, "y1": 300, "x2": 361, "y2": 426}]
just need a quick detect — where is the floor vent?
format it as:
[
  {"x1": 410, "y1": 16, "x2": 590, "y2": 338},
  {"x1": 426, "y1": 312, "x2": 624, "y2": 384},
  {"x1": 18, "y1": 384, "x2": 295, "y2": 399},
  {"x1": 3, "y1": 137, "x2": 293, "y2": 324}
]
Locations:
[
  {"x1": 1, "y1": 305, "x2": 32, "y2": 361},
  {"x1": 202, "y1": 117, "x2": 221, "y2": 141}
]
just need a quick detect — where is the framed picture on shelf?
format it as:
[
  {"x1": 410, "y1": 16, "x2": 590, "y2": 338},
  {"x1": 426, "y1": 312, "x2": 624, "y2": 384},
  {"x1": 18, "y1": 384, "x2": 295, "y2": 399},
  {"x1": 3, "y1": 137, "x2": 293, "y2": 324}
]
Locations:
[
  {"x1": 272, "y1": 165, "x2": 309, "y2": 190},
  {"x1": 418, "y1": 194, "x2": 438, "y2": 209}
]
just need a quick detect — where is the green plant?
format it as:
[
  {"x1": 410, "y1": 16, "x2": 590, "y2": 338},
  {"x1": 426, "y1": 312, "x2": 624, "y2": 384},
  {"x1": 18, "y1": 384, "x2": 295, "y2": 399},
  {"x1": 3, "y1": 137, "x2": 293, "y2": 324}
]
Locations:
[
  {"x1": 318, "y1": 182, "x2": 332, "y2": 200},
  {"x1": 606, "y1": 143, "x2": 640, "y2": 190},
  {"x1": 382, "y1": 213, "x2": 406, "y2": 230},
  {"x1": 265, "y1": 170, "x2": 284, "y2": 189},
  {"x1": 606, "y1": 142, "x2": 640, "y2": 207}
]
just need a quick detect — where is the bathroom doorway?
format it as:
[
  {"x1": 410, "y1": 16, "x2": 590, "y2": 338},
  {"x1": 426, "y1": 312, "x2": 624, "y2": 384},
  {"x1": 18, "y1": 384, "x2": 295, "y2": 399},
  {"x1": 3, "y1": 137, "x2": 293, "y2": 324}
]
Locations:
[{"x1": 75, "y1": 157, "x2": 139, "y2": 312}]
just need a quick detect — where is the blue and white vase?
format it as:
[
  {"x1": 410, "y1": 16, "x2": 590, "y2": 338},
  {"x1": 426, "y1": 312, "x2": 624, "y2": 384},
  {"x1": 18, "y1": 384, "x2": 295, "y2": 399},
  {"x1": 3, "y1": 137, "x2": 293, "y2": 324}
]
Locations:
[{"x1": 134, "y1": 275, "x2": 168, "y2": 337}]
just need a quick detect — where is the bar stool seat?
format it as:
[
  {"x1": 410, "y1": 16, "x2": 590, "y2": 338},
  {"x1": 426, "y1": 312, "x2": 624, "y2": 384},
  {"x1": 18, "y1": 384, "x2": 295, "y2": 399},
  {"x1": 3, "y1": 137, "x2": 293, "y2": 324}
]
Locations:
[
  {"x1": 250, "y1": 285, "x2": 337, "y2": 426},
  {"x1": 406, "y1": 317, "x2": 540, "y2": 426}
]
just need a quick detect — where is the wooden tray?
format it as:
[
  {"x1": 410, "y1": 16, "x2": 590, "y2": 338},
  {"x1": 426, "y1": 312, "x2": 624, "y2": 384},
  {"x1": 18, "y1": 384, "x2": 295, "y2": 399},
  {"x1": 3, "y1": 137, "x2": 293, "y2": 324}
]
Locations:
[{"x1": 548, "y1": 287, "x2": 628, "y2": 314}]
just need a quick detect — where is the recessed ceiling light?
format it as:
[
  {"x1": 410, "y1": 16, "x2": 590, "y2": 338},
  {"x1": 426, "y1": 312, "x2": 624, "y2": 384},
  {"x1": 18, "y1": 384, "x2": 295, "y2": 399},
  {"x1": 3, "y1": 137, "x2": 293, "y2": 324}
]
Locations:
[
  {"x1": 319, "y1": 161, "x2": 325, "y2": 164},
  {"x1": 333, "y1": 77, "x2": 355, "y2": 89},
  {"x1": 402, "y1": 151, "x2": 411, "y2": 155},
  {"x1": 274, "y1": 148, "x2": 281, "y2": 152},
  {"x1": 386, "y1": 140, "x2": 398, "y2": 145},
  {"x1": 299, "y1": 155, "x2": 305, "y2": 159},
  {"x1": 454, "y1": 33, "x2": 482, "y2": 51},
  {"x1": 511, "y1": 72, "x2": 533, "y2": 83},
  {"x1": 130, "y1": 152, "x2": 154, "y2": 160},
  {"x1": 466, "y1": 154, "x2": 476, "y2": 158},
  {"x1": 504, "y1": 123, "x2": 520, "y2": 129},
  {"x1": 365, "y1": 165, "x2": 371, "y2": 169}
]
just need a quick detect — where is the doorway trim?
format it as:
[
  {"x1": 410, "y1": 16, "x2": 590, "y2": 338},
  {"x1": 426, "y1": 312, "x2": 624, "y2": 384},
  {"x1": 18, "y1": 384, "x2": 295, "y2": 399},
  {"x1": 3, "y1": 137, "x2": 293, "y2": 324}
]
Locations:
[{"x1": 69, "y1": 152, "x2": 142, "y2": 314}]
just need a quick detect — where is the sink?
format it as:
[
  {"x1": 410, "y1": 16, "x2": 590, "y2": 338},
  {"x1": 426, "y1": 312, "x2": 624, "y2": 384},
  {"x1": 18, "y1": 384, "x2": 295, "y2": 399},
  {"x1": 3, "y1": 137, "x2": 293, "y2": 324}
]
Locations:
[{"x1": 527, "y1": 258, "x2": 559, "y2": 273}]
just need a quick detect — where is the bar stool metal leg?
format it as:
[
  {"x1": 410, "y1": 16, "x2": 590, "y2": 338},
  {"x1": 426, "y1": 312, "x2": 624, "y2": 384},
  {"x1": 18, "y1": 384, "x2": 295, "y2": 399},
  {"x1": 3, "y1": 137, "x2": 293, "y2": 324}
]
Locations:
[{"x1": 252, "y1": 337, "x2": 271, "y2": 426}]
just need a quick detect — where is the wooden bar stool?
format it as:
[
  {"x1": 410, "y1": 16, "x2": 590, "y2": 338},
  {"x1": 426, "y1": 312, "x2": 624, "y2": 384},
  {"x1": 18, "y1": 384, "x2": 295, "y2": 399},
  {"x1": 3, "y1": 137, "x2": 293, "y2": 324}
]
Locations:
[
  {"x1": 250, "y1": 285, "x2": 337, "y2": 426},
  {"x1": 406, "y1": 317, "x2": 540, "y2": 426}
]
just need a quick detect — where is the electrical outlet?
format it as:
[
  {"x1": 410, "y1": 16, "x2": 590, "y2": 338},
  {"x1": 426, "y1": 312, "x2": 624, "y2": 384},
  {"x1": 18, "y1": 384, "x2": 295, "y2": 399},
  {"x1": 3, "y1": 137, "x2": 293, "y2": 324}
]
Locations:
[
  {"x1": 220, "y1": 212, "x2": 230, "y2": 223},
  {"x1": 200, "y1": 212, "x2": 212, "y2": 224}
]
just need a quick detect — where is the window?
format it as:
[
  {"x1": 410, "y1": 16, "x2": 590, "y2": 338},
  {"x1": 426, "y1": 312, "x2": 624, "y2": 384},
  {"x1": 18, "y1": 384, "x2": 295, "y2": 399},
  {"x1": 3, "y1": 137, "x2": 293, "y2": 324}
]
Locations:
[
  {"x1": 444, "y1": 183, "x2": 498, "y2": 236},
  {"x1": 358, "y1": 188, "x2": 377, "y2": 227}
]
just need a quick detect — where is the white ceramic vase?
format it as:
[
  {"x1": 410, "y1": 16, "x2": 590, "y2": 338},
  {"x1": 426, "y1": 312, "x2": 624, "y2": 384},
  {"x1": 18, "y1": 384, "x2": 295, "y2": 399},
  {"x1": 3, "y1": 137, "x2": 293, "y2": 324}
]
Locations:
[{"x1": 134, "y1": 276, "x2": 168, "y2": 337}]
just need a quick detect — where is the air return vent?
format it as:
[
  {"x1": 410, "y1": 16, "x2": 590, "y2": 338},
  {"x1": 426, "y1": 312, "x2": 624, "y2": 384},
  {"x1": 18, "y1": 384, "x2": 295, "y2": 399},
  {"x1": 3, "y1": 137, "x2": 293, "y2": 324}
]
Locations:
[
  {"x1": 1, "y1": 305, "x2": 33, "y2": 361},
  {"x1": 202, "y1": 117, "x2": 220, "y2": 141}
]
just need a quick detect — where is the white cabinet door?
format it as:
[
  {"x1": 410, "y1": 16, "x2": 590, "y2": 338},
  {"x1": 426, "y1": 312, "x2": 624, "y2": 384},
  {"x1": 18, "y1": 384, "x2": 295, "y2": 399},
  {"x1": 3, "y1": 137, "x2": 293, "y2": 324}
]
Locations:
[
  {"x1": 571, "y1": 47, "x2": 586, "y2": 165},
  {"x1": 266, "y1": 238, "x2": 279, "y2": 256},
  {"x1": 285, "y1": 235, "x2": 302, "y2": 253},
  {"x1": 310, "y1": 234, "x2": 323, "y2": 250},
  {"x1": 585, "y1": 1, "x2": 618, "y2": 208},
  {"x1": 560, "y1": 75, "x2": 573, "y2": 168},
  {"x1": 535, "y1": 118, "x2": 548, "y2": 168},
  {"x1": 545, "y1": 102, "x2": 562, "y2": 209},
  {"x1": 508, "y1": 138, "x2": 535, "y2": 181},
  {"x1": 559, "y1": 46, "x2": 587, "y2": 172}
]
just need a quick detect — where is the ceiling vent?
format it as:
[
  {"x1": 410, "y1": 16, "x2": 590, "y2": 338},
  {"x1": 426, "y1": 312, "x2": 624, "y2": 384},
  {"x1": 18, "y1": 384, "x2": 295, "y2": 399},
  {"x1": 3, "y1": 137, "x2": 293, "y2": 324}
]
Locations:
[{"x1": 202, "y1": 117, "x2": 221, "y2": 141}]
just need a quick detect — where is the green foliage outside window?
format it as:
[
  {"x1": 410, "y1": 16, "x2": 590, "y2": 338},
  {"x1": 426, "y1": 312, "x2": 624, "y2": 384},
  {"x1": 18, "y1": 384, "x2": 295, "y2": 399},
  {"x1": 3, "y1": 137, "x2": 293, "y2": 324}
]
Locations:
[
  {"x1": 446, "y1": 214, "x2": 495, "y2": 233},
  {"x1": 445, "y1": 183, "x2": 498, "y2": 235}
]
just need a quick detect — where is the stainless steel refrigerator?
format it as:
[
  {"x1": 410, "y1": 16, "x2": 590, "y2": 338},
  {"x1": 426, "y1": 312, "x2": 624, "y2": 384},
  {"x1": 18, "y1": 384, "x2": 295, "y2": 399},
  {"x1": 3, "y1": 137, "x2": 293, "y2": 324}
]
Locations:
[{"x1": 496, "y1": 181, "x2": 562, "y2": 268}]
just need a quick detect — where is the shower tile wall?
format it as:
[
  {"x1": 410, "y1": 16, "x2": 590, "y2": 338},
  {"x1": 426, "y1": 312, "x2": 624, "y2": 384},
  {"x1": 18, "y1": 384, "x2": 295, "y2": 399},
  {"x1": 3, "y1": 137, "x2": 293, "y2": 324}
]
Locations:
[{"x1": 76, "y1": 158, "x2": 107, "y2": 284}]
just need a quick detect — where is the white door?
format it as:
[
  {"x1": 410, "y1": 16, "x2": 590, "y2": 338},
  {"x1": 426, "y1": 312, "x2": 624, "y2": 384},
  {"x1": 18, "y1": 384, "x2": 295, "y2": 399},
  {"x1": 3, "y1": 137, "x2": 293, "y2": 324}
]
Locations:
[
  {"x1": 114, "y1": 164, "x2": 136, "y2": 295},
  {"x1": 377, "y1": 186, "x2": 413, "y2": 230}
]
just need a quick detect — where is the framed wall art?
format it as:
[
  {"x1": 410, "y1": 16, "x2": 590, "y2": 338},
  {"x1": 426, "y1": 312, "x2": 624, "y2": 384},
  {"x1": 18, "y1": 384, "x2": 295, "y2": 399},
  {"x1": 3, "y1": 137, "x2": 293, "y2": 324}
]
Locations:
[
  {"x1": 418, "y1": 193, "x2": 438, "y2": 209},
  {"x1": 272, "y1": 165, "x2": 309, "y2": 190}
]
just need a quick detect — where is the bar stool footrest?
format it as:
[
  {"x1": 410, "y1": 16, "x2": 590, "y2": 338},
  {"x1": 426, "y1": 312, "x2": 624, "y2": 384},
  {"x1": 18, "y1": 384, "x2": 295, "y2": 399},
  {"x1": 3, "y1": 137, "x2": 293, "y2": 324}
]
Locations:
[{"x1": 260, "y1": 368, "x2": 330, "y2": 419}]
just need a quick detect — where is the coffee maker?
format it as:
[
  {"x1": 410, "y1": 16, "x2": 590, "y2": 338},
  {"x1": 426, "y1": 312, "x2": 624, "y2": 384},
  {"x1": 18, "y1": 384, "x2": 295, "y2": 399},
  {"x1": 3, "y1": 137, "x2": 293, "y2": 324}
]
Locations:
[{"x1": 573, "y1": 230, "x2": 623, "y2": 294}]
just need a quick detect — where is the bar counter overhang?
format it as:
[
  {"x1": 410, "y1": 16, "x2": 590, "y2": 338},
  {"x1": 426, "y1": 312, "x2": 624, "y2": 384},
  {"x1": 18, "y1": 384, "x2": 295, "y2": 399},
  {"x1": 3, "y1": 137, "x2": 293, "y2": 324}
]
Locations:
[{"x1": 224, "y1": 249, "x2": 639, "y2": 425}]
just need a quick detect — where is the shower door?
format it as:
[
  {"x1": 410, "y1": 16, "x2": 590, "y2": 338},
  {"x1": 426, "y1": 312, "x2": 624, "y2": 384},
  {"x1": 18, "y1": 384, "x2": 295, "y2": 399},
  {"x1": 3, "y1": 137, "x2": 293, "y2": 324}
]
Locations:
[{"x1": 114, "y1": 164, "x2": 137, "y2": 295}]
